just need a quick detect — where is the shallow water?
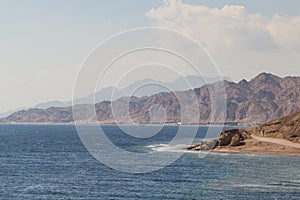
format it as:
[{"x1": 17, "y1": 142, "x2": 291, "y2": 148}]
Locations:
[{"x1": 0, "y1": 124, "x2": 299, "y2": 199}]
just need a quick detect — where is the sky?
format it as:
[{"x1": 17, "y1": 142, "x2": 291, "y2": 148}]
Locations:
[{"x1": 0, "y1": 0, "x2": 300, "y2": 113}]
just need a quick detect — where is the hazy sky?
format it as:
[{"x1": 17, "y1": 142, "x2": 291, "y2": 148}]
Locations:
[{"x1": 1, "y1": 0, "x2": 300, "y2": 112}]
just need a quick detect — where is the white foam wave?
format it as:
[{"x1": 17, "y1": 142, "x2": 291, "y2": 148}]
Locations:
[{"x1": 146, "y1": 143, "x2": 188, "y2": 152}]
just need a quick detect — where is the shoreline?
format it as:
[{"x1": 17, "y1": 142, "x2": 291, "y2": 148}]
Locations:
[
  {"x1": 2, "y1": 123, "x2": 299, "y2": 156},
  {"x1": 211, "y1": 138, "x2": 300, "y2": 156},
  {"x1": 2, "y1": 123, "x2": 299, "y2": 157},
  {"x1": 0, "y1": 122, "x2": 251, "y2": 127}
]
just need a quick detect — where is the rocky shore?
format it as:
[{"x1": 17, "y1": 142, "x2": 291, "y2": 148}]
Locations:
[
  {"x1": 186, "y1": 129, "x2": 250, "y2": 151},
  {"x1": 187, "y1": 111, "x2": 300, "y2": 155}
]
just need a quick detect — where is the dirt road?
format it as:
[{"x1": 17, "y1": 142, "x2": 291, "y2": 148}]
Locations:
[{"x1": 252, "y1": 135, "x2": 300, "y2": 149}]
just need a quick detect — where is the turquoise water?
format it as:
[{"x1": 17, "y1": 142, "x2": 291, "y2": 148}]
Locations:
[{"x1": 0, "y1": 125, "x2": 299, "y2": 199}]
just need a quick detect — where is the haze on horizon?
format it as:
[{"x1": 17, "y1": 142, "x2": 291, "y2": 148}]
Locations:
[{"x1": 0, "y1": 0, "x2": 299, "y2": 113}]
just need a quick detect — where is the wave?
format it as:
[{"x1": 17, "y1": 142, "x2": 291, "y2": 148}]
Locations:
[
  {"x1": 146, "y1": 143, "x2": 212, "y2": 155},
  {"x1": 146, "y1": 143, "x2": 188, "y2": 152},
  {"x1": 233, "y1": 181, "x2": 300, "y2": 191}
]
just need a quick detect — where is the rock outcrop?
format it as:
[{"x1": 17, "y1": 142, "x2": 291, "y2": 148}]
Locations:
[
  {"x1": 186, "y1": 129, "x2": 250, "y2": 151},
  {"x1": 186, "y1": 140, "x2": 218, "y2": 151},
  {"x1": 188, "y1": 111, "x2": 300, "y2": 152},
  {"x1": 219, "y1": 129, "x2": 250, "y2": 146}
]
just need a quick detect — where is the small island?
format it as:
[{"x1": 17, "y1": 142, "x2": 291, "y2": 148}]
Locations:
[{"x1": 187, "y1": 111, "x2": 300, "y2": 155}]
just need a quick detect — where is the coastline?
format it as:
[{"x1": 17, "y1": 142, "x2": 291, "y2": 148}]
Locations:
[
  {"x1": 2, "y1": 123, "x2": 300, "y2": 156},
  {"x1": 0, "y1": 122, "x2": 250, "y2": 127},
  {"x1": 211, "y1": 138, "x2": 300, "y2": 156}
]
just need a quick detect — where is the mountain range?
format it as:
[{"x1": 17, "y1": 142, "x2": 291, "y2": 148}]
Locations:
[
  {"x1": 1, "y1": 73, "x2": 299, "y2": 125},
  {"x1": 0, "y1": 75, "x2": 229, "y2": 118}
]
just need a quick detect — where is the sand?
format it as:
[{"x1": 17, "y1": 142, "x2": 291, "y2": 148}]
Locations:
[{"x1": 212, "y1": 137, "x2": 300, "y2": 156}]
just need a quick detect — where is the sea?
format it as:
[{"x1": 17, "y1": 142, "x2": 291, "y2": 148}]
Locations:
[{"x1": 0, "y1": 124, "x2": 299, "y2": 199}]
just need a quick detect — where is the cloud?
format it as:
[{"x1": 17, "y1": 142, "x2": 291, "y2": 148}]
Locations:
[
  {"x1": 268, "y1": 14, "x2": 300, "y2": 50},
  {"x1": 146, "y1": 0, "x2": 300, "y2": 52}
]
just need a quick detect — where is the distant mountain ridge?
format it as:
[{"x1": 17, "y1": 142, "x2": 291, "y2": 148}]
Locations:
[
  {"x1": 1, "y1": 73, "x2": 299, "y2": 125},
  {"x1": 0, "y1": 75, "x2": 230, "y2": 118}
]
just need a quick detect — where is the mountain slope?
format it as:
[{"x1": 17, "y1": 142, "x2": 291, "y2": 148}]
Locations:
[
  {"x1": 0, "y1": 75, "x2": 229, "y2": 118},
  {"x1": 220, "y1": 73, "x2": 300, "y2": 124},
  {"x1": 248, "y1": 110, "x2": 300, "y2": 142},
  {"x1": 1, "y1": 73, "x2": 299, "y2": 125}
]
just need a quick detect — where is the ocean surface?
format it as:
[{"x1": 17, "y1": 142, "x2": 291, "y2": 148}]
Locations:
[{"x1": 0, "y1": 124, "x2": 300, "y2": 199}]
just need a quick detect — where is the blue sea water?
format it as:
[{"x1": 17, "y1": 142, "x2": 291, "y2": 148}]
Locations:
[{"x1": 0, "y1": 124, "x2": 299, "y2": 199}]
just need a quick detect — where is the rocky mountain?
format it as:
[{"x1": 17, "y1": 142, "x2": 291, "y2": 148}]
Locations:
[
  {"x1": 72, "y1": 75, "x2": 230, "y2": 105},
  {"x1": 0, "y1": 75, "x2": 229, "y2": 118},
  {"x1": 1, "y1": 73, "x2": 299, "y2": 125},
  {"x1": 224, "y1": 73, "x2": 300, "y2": 124}
]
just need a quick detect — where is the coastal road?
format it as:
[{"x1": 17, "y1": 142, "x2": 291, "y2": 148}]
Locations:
[{"x1": 252, "y1": 135, "x2": 300, "y2": 149}]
